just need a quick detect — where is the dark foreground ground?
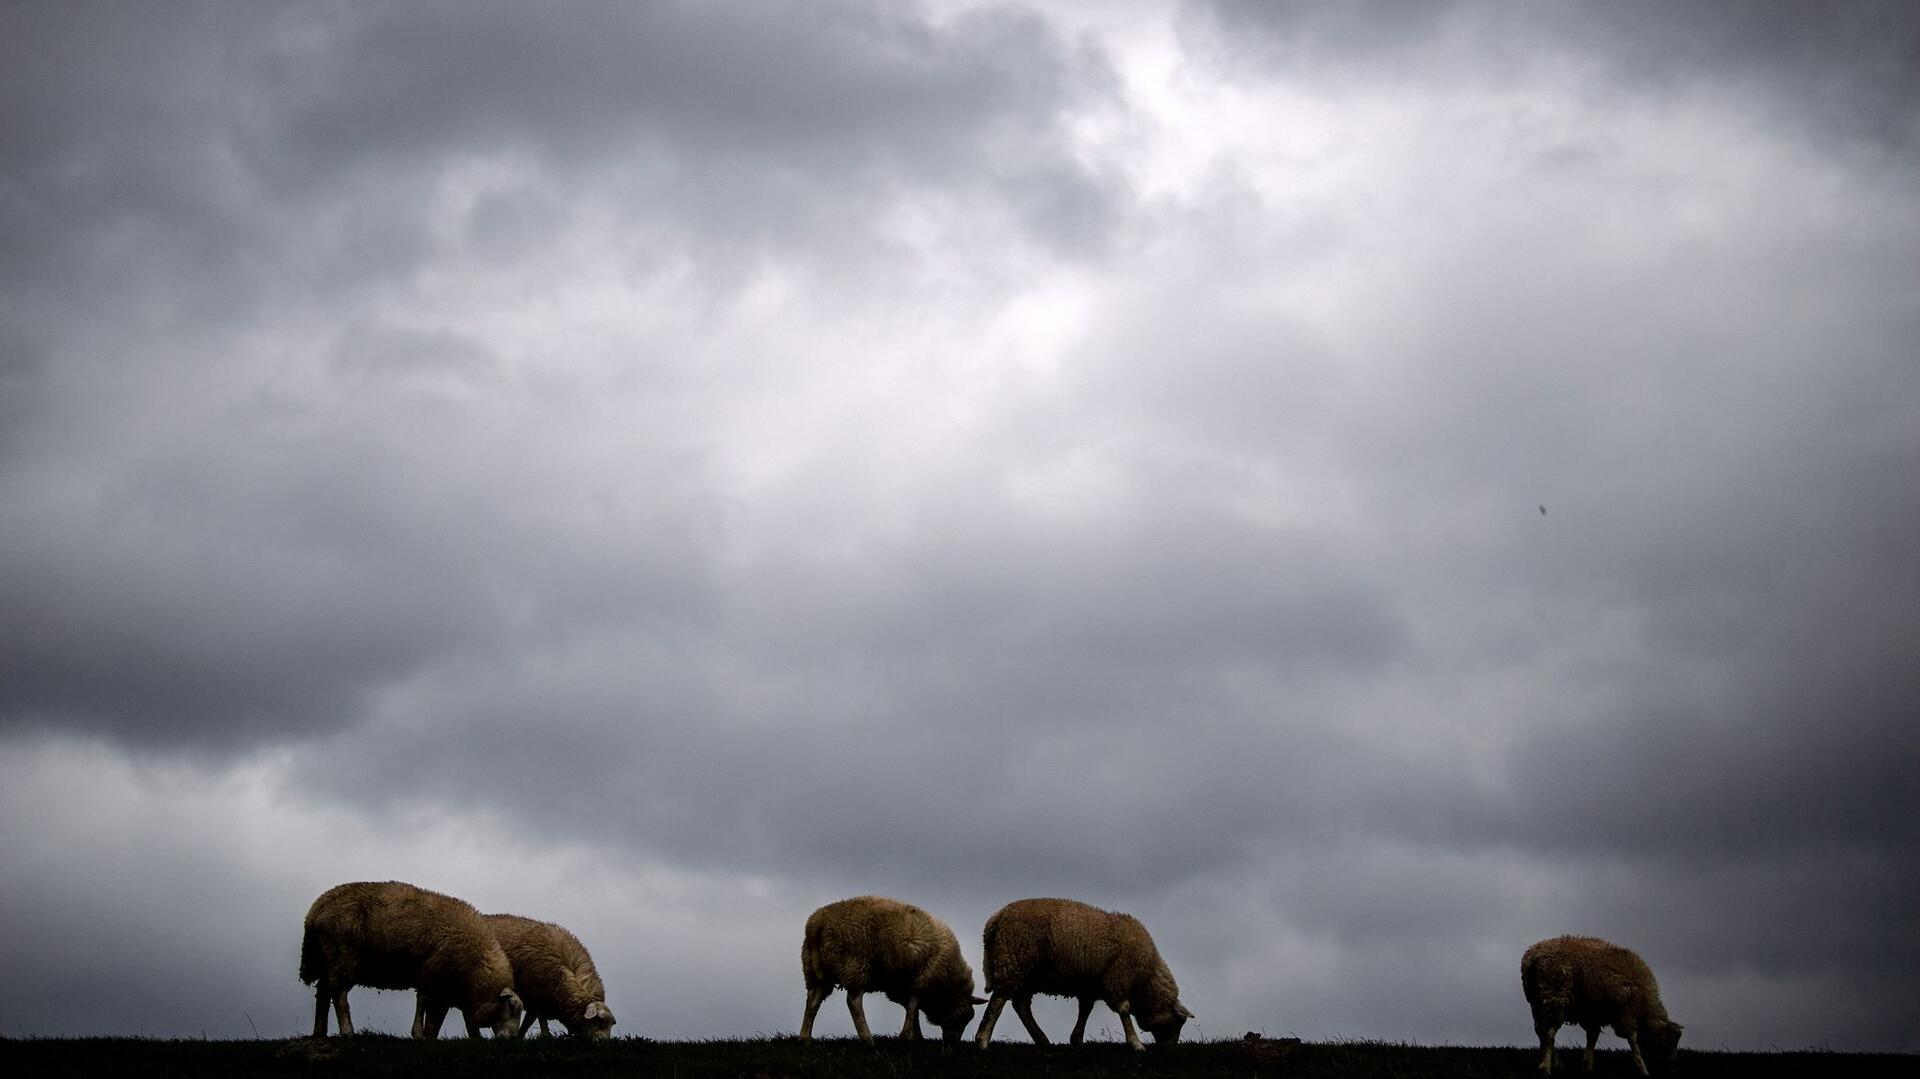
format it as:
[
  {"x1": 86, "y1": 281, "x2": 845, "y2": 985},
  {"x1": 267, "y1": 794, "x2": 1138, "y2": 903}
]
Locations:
[{"x1": 2, "y1": 1035, "x2": 1911, "y2": 1079}]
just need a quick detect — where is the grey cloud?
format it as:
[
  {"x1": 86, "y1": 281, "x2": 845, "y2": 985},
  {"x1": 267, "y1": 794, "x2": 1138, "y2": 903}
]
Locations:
[
  {"x1": 0, "y1": 0, "x2": 1125, "y2": 753},
  {"x1": 0, "y1": 0, "x2": 1122, "y2": 387},
  {"x1": 3, "y1": 0, "x2": 1917, "y2": 1052},
  {"x1": 329, "y1": 322, "x2": 499, "y2": 384},
  {"x1": 0, "y1": 4, "x2": 275, "y2": 321},
  {"x1": 0, "y1": 344, "x2": 722, "y2": 745},
  {"x1": 1188, "y1": 0, "x2": 1920, "y2": 157},
  {"x1": 1487, "y1": 339, "x2": 1920, "y2": 863},
  {"x1": 290, "y1": 465, "x2": 1413, "y2": 895},
  {"x1": 243, "y1": 0, "x2": 1124, "y2": 266},
  {"x1": 0, "y1": 442, "x2": 496, "y2": 744},
  {"x1": 257, "y1": 3, "x2": 1075, "y2": 173},
  {"x1": 1187, "y1": 0, "x2": 1455, "y2": 70},
  {"x1": 0, "y1": 839, "x2": 311, "y2": 1038},
  {"x1": 1502, "y1": 622, "x2": 1920, "y2": 862}
]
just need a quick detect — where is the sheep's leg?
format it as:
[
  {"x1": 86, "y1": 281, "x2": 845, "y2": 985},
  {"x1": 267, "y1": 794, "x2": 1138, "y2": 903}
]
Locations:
[
  {"x1": 975, "y1": 993, "x2": 1009, "y2": 1047},
  {"x1": 847, "y1": 991, "x2": 875, "y2": 1045},
  {"x1": 332, "y1": 988, "x2": 354, "y2": 1037},
  {"x1": 1534, "y1": 1017, "x2": 1557, "y2": 1074},
  {"x1": 1581, "y1": 1026, "x2": 1600, "y2": 1073},
  {"x1": 1068, "y1": 997, "x2": 1096, "y2": 1044},
  {"x1": 311, "y1": 982, "x2": 331, "y2": 1038},
  {"x1": 899, "y1": 994, "x2": 921, "y2": 1041},
  {"x1": 465, "y1": 1008, "x2": 485, "y2": 1038},
  {"x1": 1119, "y1": 1009, "x2": 1145, "y2": 1051},
  {"x1": 801, "y1": 984, "x2": 831, "y2": 1042},
  {"x1": 411, "y1": 996, "x2": 451, "y2": 1039},
  {"x1": 1626, "y1": 1028, "x2": 1649, "y2": 1076},
  {"x1": 1012, "y1": 994, "x2": 1049, "y2": 1044},
  {"x1": 518, "y1": 1011, "x2": 536, "y2": 1037},
  {"x1": 538, "y1": 1017, "x2": 551, "y2": 1037}
]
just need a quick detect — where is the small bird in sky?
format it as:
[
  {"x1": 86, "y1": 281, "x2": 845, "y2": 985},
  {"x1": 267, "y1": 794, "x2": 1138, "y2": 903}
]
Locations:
[{"x1": 1539, "y1": 505, "x2": 1547, "y2": 516}]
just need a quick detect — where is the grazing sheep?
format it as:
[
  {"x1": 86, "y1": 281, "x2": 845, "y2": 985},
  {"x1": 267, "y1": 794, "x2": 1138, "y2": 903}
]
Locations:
[
  {"x1": 799, "y1": 895, "x2": 985, "y2": 1045},
  {"x1": 299, "y1": 881, "x2": 524, "y2": 1039},
  {"x1": 975, "y1": 897, "x2": 1192, "y2": 1051},
  {"x1": 1522, "y1": 935, "x2": 1684, "y2": 1076},
  {"x1": 478, "y1": 913, "x2": 617, "y2": 1038}
]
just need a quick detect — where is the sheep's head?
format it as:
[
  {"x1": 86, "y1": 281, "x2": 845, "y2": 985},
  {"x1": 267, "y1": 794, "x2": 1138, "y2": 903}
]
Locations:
[
  {"x1": 572, "y1": 1000, "x2": 616, "y2": 1039},
  {"x1": 1643, "y1": 1019, "x2": 1683, "y2": 1073},
  {"x1": 928, "y1": 993, "x2": 987, "y2": 1044},
  {"x1": 476, "y1": 987, "x2": 525, "y2": 1039},
  {"x1": 1132, "y1": 998, "x2": 1193, "y2": 1043}
]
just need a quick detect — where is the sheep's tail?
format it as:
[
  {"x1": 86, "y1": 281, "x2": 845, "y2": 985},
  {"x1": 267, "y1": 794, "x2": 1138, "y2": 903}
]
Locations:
[
  {"x1": 979, "y1": 910, "x2": 1005, "y2": 989},
  {"x1": 299, "y1": 922, "x2": 320, "y2": 986},
  {"x1": 1519, "y1": 950, "x2": 1542, "y2": 1004},
  {"x1": 801, "y1": 914, "x2": 827, "y2": 987}
]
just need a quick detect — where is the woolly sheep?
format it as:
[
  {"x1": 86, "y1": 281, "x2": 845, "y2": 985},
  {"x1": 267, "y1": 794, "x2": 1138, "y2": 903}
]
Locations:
[
  {"x1": 1522, "y1": 935, "x2": 1684, "y2": 1076},
  {"x1": 799, "y1": 895, "x2": 986, "y2": 1045},
  {"x1": 975, "y1": 897, "x2": 1192, "y2": 1051},
  {"x1": 475, "y1": 913, "x2": 617, "y2": 1038},
  {"x1": 299, "y1": 880, "x2": 524, "y2": 1039}
]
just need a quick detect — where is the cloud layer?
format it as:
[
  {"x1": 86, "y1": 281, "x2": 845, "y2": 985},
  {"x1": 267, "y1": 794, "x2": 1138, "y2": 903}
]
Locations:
[{"x1": 3, "y1": 0, "x2": 1916, "y2": 1049}]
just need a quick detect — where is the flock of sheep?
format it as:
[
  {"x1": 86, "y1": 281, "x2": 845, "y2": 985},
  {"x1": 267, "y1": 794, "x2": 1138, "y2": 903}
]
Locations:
[
  {"x1": 300, "y1": 881, "x2": 1685, "y2": 1075},
  {"x1": 300, "y1": 882, "x2": 614, "y2": 1041}
]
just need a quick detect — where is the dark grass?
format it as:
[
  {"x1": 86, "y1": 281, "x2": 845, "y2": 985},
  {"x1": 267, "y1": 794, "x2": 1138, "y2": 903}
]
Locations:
[{"x1": 1, "y1": 1035, "x2": 1912, "y2": 1079}]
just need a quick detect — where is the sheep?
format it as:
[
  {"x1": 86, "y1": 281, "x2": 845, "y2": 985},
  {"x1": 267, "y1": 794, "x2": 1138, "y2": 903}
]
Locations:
[
  {"x1": 299, "y1": 880, "x2": 524, "y2": 1039},
  {"x1": 799, "y1": 895, "x2": 986, "y2": 1045},
  {"x1": 1522, "y1": 935, "x2": 1684, "y2": 1076},
  {"x1": 472, "y1": 913, "x2": 616, "y2": 1038},
  {"x1": 975, "y1": 897, "x2": 1192, "y2": 1051}
]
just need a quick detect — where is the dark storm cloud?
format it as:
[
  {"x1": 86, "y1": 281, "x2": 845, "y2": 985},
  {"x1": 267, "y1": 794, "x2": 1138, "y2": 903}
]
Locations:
[
  {"x1": 0, "y1": 296, "x2": 724, "y2": 748},
  {"x1": 0, "y1": 806, "x2": 303, "y2": 1037},
  {"x1": 253, "y1": 0, "x2": 1126, "y2": 259},
  {"x1": 0, "y1": 0, "x2": 1118, "y2": 317},
  {"x1": 1374, "y1": 228, "x2": 1920, "y2": 863},
  {"x1": 292, "y1": 445, "x2": 1413, "y2": 896},
  {"x1": 1189, "y1": 0, "x2": 1920, "y2": 157},
  {"x1": 4, "y1": 0, "x2": 1919, "y2": 1052},
  {"x1": 1, "y1": 4, "x2": 281, "y2": 338},
  {"x1": 0, "y1": 0, "x2": 1113, "y2": 747},
  {"x1": 255, "y1": 1, "x2": 1096, "y2": 174},
  {"x1": 971, "y1": 28, "x2": 1914, "y2": 1042}
]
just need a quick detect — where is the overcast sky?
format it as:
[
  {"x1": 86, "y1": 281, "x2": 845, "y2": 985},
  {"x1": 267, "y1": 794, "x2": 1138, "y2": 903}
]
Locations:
[{"x1": 3, "y1": 0, "x2": 1917, "y2": 1051}]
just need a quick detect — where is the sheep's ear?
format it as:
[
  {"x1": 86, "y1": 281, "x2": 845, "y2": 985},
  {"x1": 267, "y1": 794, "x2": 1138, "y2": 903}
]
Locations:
[
  {"x1": 584, "y1": 1002, "x2": 604, "y2": 1020},
  {"x1": 1176, "y1": 1002, "x2": 1195, "y2": 1018}
]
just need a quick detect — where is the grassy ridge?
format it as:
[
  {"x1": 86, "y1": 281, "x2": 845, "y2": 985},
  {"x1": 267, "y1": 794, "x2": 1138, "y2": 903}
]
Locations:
[{"x1": 1, "y1": 1035, "x2": 1912, "y2": 1078}]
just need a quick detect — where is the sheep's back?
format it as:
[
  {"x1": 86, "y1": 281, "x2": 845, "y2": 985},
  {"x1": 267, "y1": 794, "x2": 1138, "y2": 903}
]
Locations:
[
  {"x1": 986, "y1": 898, "x2": 1135, "y2": 996},
  {"x1": 804, "y1": 897, "x2": 890, "y2": 986},
  {"x1": 1523, "y1": 935, "x2": 1658, "y2": 1020},
  {"x1": 806, "y1": 896, "x2": 966, "y2": 995},
  {"x1": 305, "y1": 881, "x2": 509, "y2": 993},
  {"x1": 871, "y1": 901, "x2": 949, "y2": 973},
  {"x1": 488, "y1": 913, "x2": 605, "y2": 1012}
]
